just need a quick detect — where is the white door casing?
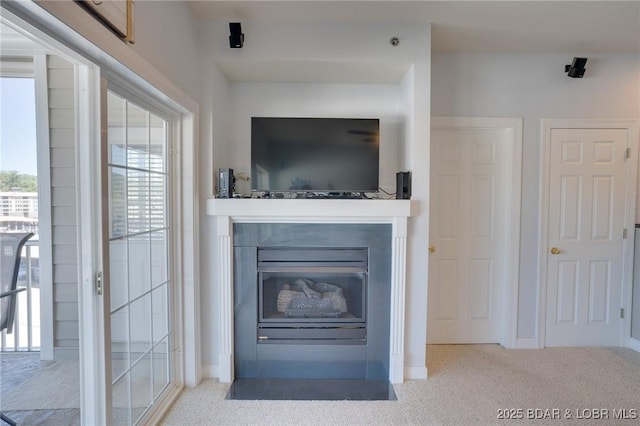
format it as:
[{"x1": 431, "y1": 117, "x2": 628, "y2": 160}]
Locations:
[
  {"x1": 428, "y1": 117, "x2": 522, "y2": 347},
  {"x1": 545, "y1": 128, "x2": 628, "y2": 346}
]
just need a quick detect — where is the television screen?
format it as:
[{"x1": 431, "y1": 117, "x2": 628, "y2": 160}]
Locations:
[{"x1": 251, "y1": 117, "x2": 380, "y2": 193}]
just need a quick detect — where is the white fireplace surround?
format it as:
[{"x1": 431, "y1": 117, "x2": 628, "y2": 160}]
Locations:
[{"x1": 207, "y1": 198, "x2": 418, "y2": 384}]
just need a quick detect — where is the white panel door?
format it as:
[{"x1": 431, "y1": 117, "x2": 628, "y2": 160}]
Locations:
[
  {"x1": 427, "y1": 127, "x2": 510, "y2": 343},
  {"x1": 545, "y1": 128, "x2": 627, "y2": 346}
]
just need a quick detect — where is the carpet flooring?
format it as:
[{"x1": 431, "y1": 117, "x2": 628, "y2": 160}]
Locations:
[{"x1": 161, "y1": 344, "x2": 640, "y2": 425}]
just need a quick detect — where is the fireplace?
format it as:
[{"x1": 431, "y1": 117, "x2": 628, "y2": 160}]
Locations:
[
  {"x1": 234, "y1": 223, "x2": 391, "y2": 380},
  {"x1": 208, "y1": 198, "x2": 416, "y2": 383},
  {"x1": 258, "y1": 247, "x2": 367, "y2": 342}
]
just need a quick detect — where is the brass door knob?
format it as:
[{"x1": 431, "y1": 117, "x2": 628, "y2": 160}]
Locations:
[
  {"x1": 550, "y1": 247, "x2": 561, "y2": 255},
  {"x1": 429, "y1": 245, "x2": 436, "y2": 254}
]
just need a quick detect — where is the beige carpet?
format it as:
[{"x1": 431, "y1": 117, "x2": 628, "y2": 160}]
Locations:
[{"x1": 161, "y1": 345, "x2": 640, "y2": 425}]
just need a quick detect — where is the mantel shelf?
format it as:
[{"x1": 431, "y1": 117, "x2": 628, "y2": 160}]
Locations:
[{"x1": 206, "y1": 198, "x2": 418, "y2": 222}]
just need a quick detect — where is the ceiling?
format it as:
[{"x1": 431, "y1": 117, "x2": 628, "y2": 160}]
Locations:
[{"x1": 188, "y1": 1, "x2": 640, "y2": 53}]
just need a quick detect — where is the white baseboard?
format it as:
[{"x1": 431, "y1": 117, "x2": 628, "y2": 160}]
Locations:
[
  {"x1": 404, "y1": 366, "x2": 428, "y2": 380},
  {"x1": 201, "y1": 364, "x2": 219, "y2": 379},
  {"x1": 515, "y1": 338, "x2": 540, "y2": 349},
  {"x1": 629, "y1": 338, "x2": 640, "y2": 352}
]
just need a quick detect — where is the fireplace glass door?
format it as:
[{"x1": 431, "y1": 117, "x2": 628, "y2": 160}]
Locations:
[{"x1": 257, "y1": 248, "x2": 367, "y2": 343}]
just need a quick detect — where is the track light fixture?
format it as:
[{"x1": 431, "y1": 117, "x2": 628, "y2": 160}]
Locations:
[
  {"x1": 565, "y1": 57, "x2": 587, "y2": 78},
  {"x1": 229, "y1": 22, "x2": 244, "y2": 48}
]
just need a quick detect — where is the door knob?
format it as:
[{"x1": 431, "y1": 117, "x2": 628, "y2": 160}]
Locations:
[
  {"x1": 429, "y1": 245, "x2": 436, "y2": 254},
  {"x1": 550, "y1": 247, "x2": 561, "y2": 255}
]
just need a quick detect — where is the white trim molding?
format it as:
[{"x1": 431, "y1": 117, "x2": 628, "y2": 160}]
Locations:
[
  {"x1": 33, "y1": 54, "x2": 55, "y2": 360},
  {"x1": 405, "y1": 366, "x2": 428, "y2": 380},
  {"x1": 202, "y1": 363, "x2": 219, "y2": 379},
  {"x1": 515, "y1": 338, "x2": 540, "y2": 349},
  {"x1": 208, "y1": 198, "x2": 418, "y2": 384}
]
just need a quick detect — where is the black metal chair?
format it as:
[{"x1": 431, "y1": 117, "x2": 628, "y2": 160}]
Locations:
[{"x1": 0, "y1": 232, "x2": 34, "y2": 426}]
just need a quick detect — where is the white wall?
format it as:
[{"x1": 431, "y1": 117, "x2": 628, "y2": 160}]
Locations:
[
  {"x1": 226, "y1": 82, "x2": 406, "y2": 195},
  {"x1": 36, "y1": 0, "x2": 201, "y2": 104},
  {"x1": 432, "y1": 52, "x2": 640, "y2": 339},
  {"x1": 197, "y1": 19, "x2": 431, "y2": 378},
  {"x1": 28, "y1": 0, "x2": 639, "y2": 374},
  {"x1": 128, "y1": 0, "x2": 201, "y2": 102}
]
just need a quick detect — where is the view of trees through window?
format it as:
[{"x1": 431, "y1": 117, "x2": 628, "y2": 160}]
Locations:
[{"x1": 0, "y1": 170, "x2": 38, "y2": 191}]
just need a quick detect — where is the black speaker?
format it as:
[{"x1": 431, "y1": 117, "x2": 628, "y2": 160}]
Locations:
[
  {"x1": 229, "y1": 22, "x2": 244, "y2": 48},
  {"x1": 396, "y1": 171, "x2": 411, "y2": 199},
  {"x1": 565, "y1": 57, "x2": 587, "y2": 78},
  {"x1": 218, "y1": 168, "x2": 235, "y2": 198}
]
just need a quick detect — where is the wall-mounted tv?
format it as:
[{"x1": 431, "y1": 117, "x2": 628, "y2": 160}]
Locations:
[{"x1": 251, "y1": 117, "x2": 380, "y2": 193}]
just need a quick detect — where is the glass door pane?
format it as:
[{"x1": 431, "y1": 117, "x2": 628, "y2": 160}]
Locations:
[{"x1": 106, "y1": 91, "x2": 171, "y2": 425}]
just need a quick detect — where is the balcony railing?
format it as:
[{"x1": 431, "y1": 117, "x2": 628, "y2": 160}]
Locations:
[{"x1": 1, "y1": 239, "x2": 40, "y2": 352}]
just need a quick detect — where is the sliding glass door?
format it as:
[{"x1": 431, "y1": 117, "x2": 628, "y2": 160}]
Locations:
[{"x1": 105, "y1": 90, "x2": 172, "y2": 424}]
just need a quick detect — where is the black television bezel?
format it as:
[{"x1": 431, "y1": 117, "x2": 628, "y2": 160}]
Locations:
[{"x1": 250, "y1": 117, "x2": 380, "y2": 194}]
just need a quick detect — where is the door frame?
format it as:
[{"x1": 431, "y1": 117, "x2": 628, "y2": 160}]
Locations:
[
  {"x1": 538, "y1": 119, "x2": 640, "y2": 349},
  {"x1": 101, "y1": 78, "x2": 184, "y2": 424},
  {"x1": 1, "y1": 8, "x2": 107, "y2": 423},
  {"x1": 430, "y1": 116, "x2": 523, "y2": 348},
  {"x1": 2, "y1": 1, "x2": 200, "y2": 424},
  {"x1": 0, "y1": 53, "x2": 55, "y2": 358}
]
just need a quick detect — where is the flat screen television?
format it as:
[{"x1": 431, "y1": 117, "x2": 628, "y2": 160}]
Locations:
[{"x1": 251, "y1": 117, "x2": 380, "y2": 193}]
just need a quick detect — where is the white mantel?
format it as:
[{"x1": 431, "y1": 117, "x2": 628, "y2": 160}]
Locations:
[
  {"x1": 206, "y1": 198, "x2": 418, "y2": 222},
  {"x1": 207, "y1": 198, "x2": 418, "y2": 383}
]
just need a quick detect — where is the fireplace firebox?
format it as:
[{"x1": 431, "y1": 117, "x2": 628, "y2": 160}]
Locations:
[
  {"x1": 234, "y1": 223, "x2": 391, "y2": 380},
  {"x1": 258, "y1": 248, "x2": 367, "y2": 342}
]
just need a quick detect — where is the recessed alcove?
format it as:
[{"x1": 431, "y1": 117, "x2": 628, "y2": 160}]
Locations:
[
  {"x1": 202, "y1": 20, "x2": 431, "y2": 382},
  {"x1": 206, "y1": 23, "x2": 421, "y2": 197},
  {"x1": 223, "y1": 79, "x2": 413, "y2": 197}
]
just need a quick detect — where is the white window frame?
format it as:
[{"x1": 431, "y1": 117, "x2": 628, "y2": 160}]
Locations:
[
  {"x1": 1, "y1": 3, "x2": 199, "y2": 424},
  {"x1": 0, "y1": 56, "x2": 54, "y2": 358},
  {"x1": 103, "y1": 79, "x2": 183, "y2": 424}
]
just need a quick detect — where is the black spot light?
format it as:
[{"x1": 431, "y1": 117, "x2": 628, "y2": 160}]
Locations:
[
  {"x1": 565, "y1": 57, "x2": 587, "y2": 78},
  {"x1": 229, "y1": 22, "x2": 244, "y2": 48}
]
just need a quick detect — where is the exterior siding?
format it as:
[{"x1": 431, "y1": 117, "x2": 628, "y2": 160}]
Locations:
[{"x1": 47, "y1": 55, "x2": 79, "y2": 359}]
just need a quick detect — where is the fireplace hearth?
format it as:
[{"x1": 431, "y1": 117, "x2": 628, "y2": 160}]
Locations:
[
  {"x1": 234, "y1": 223, "x2": 391, "y2": 380},
  {"x1": 227, "y1": 378, "x2": 397, "y2": 401}
]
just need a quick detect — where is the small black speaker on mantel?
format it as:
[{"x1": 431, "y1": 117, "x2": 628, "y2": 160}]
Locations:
[
  {"x1": 229, "y1": 22, "x2": 244, "y2": 48},
  {"x1": 396, "y1": 171, "x2": 411, "y2": 199},
  {"x1": 218, "y1": 168, "x2": 235, "y2": 198}
]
